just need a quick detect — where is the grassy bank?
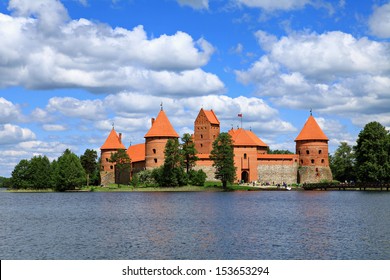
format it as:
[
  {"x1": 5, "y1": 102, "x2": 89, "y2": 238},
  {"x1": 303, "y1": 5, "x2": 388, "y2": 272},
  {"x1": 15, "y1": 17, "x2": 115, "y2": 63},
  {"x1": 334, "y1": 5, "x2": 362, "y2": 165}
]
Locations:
[{"x1": 6, "y1": 181, "x2": 301, "y2": 192}]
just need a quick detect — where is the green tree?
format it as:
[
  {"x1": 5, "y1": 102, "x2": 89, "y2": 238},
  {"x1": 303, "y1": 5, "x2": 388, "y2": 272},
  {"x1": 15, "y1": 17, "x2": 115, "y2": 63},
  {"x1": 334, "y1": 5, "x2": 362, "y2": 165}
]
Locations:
[
  {"x1": 267, "y1": 148, "x2": 293, "y2": 154},
  {"x1": 56, "y1": 149, "x2": 86, "y2": 191},
  {"x1": 0, "y1": 176, "x2": 11, "y2": 188},
  {"x1": 10, "y1": 159, "x2": 32, "y2": 189},
  {"x1": 49, "y1": 159, "x2": 59, "y2": 189},
  {"x1": 189, "y1": 169, "x2": 207, "y2": 186},
  {"x1": 210, "y1": 132, "x2": 236, "y2": 189},
  {"x1": 330, "y1": 142, "x2": 355, "y2": 182},
  {"x1": 354, "y1": 121, "x2": 390, "y2": 182},
  {"x1": 110, "y1": 149, "x2": 131, "y2": 186},
  {"x1": 29, "y1": 155, "x2": 52, "y2": 189},
  {"x1": 80, "y1": 149, "x2": 98, "y2": 186},
  {"x1": 137, "y1": 169, "x2": 157, "y2": 187},
  {"x1": 181, "y1": 133, "x2": 198, "y2": 174},
  {"x1": 154, "y1": 138, "x2": 187, "y2": 187}
]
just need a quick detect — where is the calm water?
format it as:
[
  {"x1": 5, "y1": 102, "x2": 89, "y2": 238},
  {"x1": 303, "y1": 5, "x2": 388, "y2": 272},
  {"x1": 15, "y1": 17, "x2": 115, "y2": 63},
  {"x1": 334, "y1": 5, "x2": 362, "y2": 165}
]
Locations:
[{"x1": 1, "y1": 188, "x2": 390, "y2": 260}]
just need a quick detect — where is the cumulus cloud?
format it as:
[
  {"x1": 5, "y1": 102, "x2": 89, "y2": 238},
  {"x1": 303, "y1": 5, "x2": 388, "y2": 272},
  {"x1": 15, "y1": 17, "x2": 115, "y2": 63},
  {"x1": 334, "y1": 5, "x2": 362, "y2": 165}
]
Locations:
[
  {"x1": 46, "y1": 97, "x2": 106, "y2": 121},
  {"x1": 236, "y1": 30, "x2": 390, "y2": 126},
  {"x1": 177, "y1": 0, "x2": 209, "y2": 10},
  {"x1": 0, "y1": 97, "x2": 22, "y2": 123},
  {"x1": 0, "y1": 0, "x2": 223, "y2": 96},
  {"x1": 0, "y1": 124, "x2": 36, "y2": 144},
  {"x1": 256, "y1": 31, "x2": 390, "y2": 80},
  {"x1": 8, "y1": 0, "x2": 69, "y2": 34},
  {"x1": 369, "y1": 2, "x2": 390, "y2": 38}
]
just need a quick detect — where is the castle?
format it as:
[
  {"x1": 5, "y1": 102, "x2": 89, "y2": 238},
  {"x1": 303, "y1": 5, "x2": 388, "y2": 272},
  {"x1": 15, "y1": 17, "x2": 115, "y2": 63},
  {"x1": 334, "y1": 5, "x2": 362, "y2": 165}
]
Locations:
[{"x1": 100, "y1": 108, "x2": 332, "y2": 186}]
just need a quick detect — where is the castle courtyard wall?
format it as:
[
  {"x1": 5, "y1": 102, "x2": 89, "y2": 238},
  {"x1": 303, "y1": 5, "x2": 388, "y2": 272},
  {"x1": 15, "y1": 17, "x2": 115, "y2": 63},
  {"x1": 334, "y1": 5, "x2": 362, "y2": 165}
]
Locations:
[{"x1": 257, "y1": 157, "x2": 299, "y2": 185}]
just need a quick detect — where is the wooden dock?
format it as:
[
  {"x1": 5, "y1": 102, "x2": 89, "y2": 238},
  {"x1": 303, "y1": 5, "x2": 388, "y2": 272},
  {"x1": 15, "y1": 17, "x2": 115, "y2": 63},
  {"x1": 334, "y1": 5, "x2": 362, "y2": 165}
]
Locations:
[{"x1": 302, "y1": 182, "x2": 390, "y2": 191}]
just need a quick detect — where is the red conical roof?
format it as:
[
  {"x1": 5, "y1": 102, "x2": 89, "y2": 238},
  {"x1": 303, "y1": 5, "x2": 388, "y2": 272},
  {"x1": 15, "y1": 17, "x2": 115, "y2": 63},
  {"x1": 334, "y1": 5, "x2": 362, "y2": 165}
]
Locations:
[
  {"x1": 101, "y1": 128, "x2": 126, "y2": 150},
  {"x1": 144, "y1": 110, "x2": 179, "y2": 138},
  {"x1": 295, "y1": 115, "x2": 328, "y2": 141}
]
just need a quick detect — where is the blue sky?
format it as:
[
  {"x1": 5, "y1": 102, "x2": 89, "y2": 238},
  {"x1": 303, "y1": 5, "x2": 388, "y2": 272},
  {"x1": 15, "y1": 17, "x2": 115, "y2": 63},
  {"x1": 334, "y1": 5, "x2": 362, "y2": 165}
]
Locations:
[{"x1": 1, "y1": 0, "x2": 390, "y2": 177}]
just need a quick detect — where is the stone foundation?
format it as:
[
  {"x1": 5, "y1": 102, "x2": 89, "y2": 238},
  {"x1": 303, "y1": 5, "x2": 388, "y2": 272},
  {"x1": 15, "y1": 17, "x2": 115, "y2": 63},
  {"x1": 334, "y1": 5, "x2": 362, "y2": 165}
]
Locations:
[
  {"x1": 257, "y1": 163, "x2": 298, "y2": 185},
  {"x1": 298, "y1": 166, "x2": 333, "y2": 184},
  {"x1": 193, "y1": 165, "x2": 218, "y2": 182},
  {"x1": 100, "y1": 171, "x2": 115, "y2": 186}
]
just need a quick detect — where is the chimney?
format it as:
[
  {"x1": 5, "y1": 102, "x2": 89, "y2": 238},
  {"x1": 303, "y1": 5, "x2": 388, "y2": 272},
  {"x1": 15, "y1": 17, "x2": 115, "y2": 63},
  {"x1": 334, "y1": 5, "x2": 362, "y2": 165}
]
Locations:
[
  {"x1": 151, "y1": 118, "x2": 155, "y2": 126},
  {"x1": 119, "y1": 133, "x2": 122, "y2": 143}
]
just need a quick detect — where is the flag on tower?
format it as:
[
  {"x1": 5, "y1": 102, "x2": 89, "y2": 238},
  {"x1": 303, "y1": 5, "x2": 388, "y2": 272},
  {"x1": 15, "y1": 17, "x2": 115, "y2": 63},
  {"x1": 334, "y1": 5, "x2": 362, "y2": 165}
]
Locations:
[{"x1": 238, "y1": 113, "x2": 242, "y2": 117}]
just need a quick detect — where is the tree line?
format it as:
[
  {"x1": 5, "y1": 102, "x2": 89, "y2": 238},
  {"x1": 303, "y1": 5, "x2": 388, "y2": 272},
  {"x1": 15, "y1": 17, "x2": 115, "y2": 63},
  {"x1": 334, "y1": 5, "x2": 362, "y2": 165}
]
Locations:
[
  {"x1": 7, "y1": 149, "x2": 99, "y2": 191},
  {"x1": 4, "y1": 131, "x2": 238, "y2": 190},
  {"x1": 330, "y1": 121, "x2": 390, "y2": 183}
]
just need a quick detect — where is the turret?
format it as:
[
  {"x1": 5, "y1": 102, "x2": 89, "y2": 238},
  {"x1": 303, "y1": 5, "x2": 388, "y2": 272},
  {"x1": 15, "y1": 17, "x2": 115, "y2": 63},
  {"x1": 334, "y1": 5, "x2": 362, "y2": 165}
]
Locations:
[
  {"x1": 144, "y1": 109, "x2": 179, "y2": 169},
  {"x1": 100, "y1": 127, "x2": 126, "y2": 185},
  {"x1": 295, "y1": 114, "x2": 332, "y2": 183}
]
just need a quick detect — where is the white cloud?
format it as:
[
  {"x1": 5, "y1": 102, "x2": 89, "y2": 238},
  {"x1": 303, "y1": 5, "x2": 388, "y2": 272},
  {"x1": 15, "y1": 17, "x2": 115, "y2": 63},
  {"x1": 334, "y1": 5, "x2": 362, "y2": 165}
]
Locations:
[
  {"x1": 8, "y1": 0, "x2": 69, "y2": 34},
  {"x1": 0, "y1": 97, "x2": 22, "y2": 123},
  {"x1": 236, "y1": 30, "x2": 390, "y2": 127},
  {"x1": 42, "y1": 124, "x2": 67, "y2": 131},
  {"x1": 46, "y1": 97, "x2": 106, "y2": 120},
  {"x1": 18, "y1": 140, "x2": 76, "y2": 157},
  {"x1": 236, "y1": 0, "x2": 310, "y2": 11},
  {"x1": 0, "y1": 1, "x2": 223, "y2": 96},
  {"x1": 0, "y1": 124, "x2": 36, "y2": 144},
  {"x1": 30, "y1": 108, "x2": 50, "y2": 122},
  {"x1": 177, "y1": 0, "x2": 209, "y2": 10},
  {"x1": 260, "y1": 31, "x2": 390, "y2": 80},
  {"x1": 369, "y1": 2, "x2": 390, "y2": 38}
]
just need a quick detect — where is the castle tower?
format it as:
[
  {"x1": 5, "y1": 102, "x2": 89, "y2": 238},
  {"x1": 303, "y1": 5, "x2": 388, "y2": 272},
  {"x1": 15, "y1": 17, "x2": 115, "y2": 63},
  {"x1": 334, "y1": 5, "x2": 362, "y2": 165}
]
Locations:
[
  {"x1": 194, "y1": 109, "x2": 220, "y2": 154},
  {"x1": 295, "y1": 115, "x2": 333, "y2": 183},
  {"x1": 100, "y1": 127, "x2": 126, "y2": 185},
  {"x1": 144, "y1": 109, "x2": 179, "y2": 169}
]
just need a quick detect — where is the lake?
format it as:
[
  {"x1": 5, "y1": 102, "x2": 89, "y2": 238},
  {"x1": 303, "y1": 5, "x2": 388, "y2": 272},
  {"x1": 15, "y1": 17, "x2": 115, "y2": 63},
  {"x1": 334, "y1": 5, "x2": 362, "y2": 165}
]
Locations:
[{"x1": 1, "y1": 189, "x2": 390, "y2": 259}]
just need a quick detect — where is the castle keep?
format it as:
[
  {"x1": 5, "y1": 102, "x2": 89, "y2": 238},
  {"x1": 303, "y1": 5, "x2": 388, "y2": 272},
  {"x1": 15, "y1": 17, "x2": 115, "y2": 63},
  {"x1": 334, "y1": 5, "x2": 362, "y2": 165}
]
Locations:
[{"x1": 100, "y1": 108, "x2": 332, "y2": 185}]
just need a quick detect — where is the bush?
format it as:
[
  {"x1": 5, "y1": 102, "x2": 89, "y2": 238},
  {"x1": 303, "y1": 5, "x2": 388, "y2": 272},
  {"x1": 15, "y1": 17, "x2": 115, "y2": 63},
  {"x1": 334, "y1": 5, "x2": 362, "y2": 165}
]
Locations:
[
  {"x1": 152, "y1": 166, "x2": 188, "y2": 187},
  {"x1": 189, "y1": 169, "x2": 207, "y2": 186},
  {"x1": 130, "y1": 173, "x2": 139, "y2": 188},
  {"x1": 137, "y1": 169, "x2": 157, "y2": 187}
]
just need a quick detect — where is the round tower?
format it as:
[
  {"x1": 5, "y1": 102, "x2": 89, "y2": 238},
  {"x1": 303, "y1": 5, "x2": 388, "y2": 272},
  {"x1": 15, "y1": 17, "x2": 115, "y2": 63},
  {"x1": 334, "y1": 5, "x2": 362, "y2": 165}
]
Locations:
[
  {"x1": 295, "y1": 115, "x2": 333, "y2": 183},
  {"x1": 144, "y1": 109, "x2": 179, "y2": 169},
  {"x1": 100, "y1": 127, "x2": 126, "y2": 185}
]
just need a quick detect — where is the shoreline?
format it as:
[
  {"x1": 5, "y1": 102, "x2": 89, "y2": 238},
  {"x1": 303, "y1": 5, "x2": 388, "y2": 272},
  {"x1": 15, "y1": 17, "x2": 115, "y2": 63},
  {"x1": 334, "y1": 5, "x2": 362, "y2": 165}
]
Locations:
[{"x1": 3, "y1": 185, "x2": 301, "y2": 193}]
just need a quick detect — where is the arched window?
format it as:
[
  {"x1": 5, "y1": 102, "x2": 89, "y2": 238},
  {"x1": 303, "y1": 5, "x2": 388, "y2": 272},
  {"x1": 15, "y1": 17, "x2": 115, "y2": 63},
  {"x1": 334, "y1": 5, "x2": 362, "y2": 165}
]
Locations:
[
  {"x1": 306, "y1": 150, "x2": 310, "y2": 155},
  {"x1": 153, "y1": 149, "x2": 156, "y2": 154},
  {"x1": 311, "y1": 159, "x2": 315, "y2": 164},
  {"x1": 319, "y1": 150, "x2": 322, "y2": 154},
  {"x1": 244, "y1": 153, "x2": 247, "y2": 159},
  {"x1": 201, "y1": 134, "x2": 203, "y2": 139},
  {"x1": 154, "y1": 158, "x2": 157, "y2": 163}
]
